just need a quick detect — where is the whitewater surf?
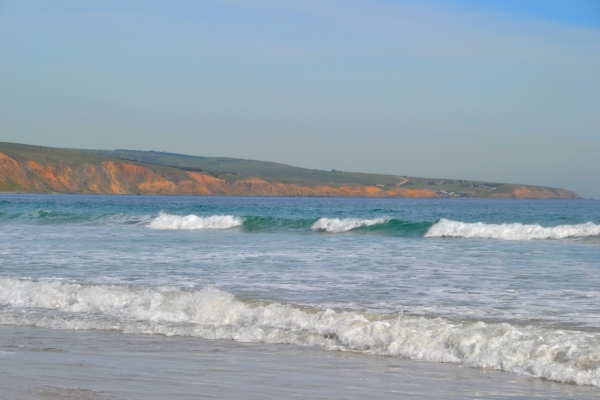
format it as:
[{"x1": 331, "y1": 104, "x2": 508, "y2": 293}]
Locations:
[{"x1": 1, "y1": 195, "x2": 599, "y2": 392}]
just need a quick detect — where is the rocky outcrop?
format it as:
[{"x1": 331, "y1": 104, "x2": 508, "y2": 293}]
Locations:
[{"x1": 0, "y1": 152, "x2": 438, "y2": 197}]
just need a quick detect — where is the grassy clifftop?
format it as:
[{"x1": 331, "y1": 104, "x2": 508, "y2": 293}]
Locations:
[
  {"x1": 0, "y1": 142, "x2": 582, "y2": 198},
  {"x1": 74, "y1": 148, "x2": 410, "y2": 186},
  {"x1": 75, "y1": 147, "x2": 580, "y2": 199}
]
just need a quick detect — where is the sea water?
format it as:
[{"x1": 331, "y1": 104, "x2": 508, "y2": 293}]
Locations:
[{"x1": 1, "y1": 195, "x2": 599, "y2": 390}]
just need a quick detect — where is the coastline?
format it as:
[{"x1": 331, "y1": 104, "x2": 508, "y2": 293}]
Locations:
[
  {"x1": 1, "y1": 325, "x2": 598, "y2": 399},
  {"x1": 0, "y1": 192, "x2": 585, "y2": 200},
  {"x1": 0, "y1": 143, "x2": 581, "y2": 199}
]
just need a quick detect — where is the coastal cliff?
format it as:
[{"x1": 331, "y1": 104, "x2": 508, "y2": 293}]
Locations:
[
  {"x1": 0, "y1": 143, "x2": 582, "y2": 199},
  {"x1": 0, "y1": 149, "x2": 436, "y2": 197}
]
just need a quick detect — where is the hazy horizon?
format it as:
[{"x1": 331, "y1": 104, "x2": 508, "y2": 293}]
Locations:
[{"x1": 2, "y1": 1, "x2": 599, "y2": 197}]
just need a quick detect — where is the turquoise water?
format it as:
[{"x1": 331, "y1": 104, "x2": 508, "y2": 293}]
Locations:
[{"x1": 1, "y1": 195, "x2": 600, "y2": 386}]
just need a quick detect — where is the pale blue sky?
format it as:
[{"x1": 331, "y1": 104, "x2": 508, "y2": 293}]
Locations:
[{"x1": 1, "y1": 1, "x2": 599, "y2": 197}]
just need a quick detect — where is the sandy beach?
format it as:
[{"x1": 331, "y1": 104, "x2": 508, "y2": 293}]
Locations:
[{"x1": 1, "y1": 326, "x2": 598, "y2": 399}]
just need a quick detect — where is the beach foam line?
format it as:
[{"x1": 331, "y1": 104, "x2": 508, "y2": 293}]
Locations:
[
  {"x1": 425, "y1": 219, "x2": 600, "y2": 240},
  {"x1": 1, "y1": 277, "x2": 599, "y2": 386},
  {"x1": 148, "y1": 212, "x2": 243, "y2": 230},
  {"x1": 311, "y1": 217, "x2": 389, "y2": 233}
]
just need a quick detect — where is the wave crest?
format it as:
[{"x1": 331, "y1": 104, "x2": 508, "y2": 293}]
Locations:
[
  {"x1": 1, "y1": 277, "x2": 600, "y2": 386},
  {"x1": 425, "y1": 219, "x2": 600, "y2": 240},
  {"x1": 311, "y1": 217, "x2": 389, "y2": 233},
  {"x1": 148, "y1": 212, "x2": 243, "y2": 230}
]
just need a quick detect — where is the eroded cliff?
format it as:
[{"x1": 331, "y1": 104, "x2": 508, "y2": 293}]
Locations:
[
  {"x1": 0, "y1": 151, "x2": 438, "y2": 197},
  {"x1": 0, "y1": 143, "x2": 582, "y2": 199}
]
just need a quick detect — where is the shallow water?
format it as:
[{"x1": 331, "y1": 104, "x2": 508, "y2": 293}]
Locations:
[
  {"x1": 1, "y1": 326, "x2": 599, "y2": 399},
  {"x1": 0, "y1": 195, "x2": 599, "y2": 390}
]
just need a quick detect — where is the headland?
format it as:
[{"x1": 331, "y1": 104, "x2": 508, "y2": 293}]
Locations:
[{"x1": 0, "y1": 142, "x2": 581, "y2": 198}]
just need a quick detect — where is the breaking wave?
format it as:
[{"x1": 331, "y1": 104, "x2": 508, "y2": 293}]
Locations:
[
  {"x1": 5, "y1": 207, "x2": 600, "y2": 241},
  {"x1": 311, "y1": 217, "x2": 389, "y2": 233},
  {"x1": 147, "y1": 214, "x2": 428, "y2": 235},
  {"x1": 425, "y1": 219, "x2": 600, "y2": 240},
  {"x1": 1, "y1": 277, "x2": 599, "y2": 386},
  {"x1": 148, "y1": 212, "x2": 243, "y2": 230}
]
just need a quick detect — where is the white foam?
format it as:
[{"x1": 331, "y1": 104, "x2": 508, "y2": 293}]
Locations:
[
  {"x1": 1, "y1": 277, "x2": 599, "y2": 386},
  {"x1": 148, "y1": 212, "x2": 243, "y2": 230},
  {"x1": 311, "y1": 217, "x2": 388, "y2": 233},
  {"x1": 425, "y1": 219, "x2": 600, "y2": 240}
]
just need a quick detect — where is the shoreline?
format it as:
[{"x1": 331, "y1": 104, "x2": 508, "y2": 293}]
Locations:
[
  {"x1": 0, "y1": 192, "x2": 587, "y2": 199},
  {"x1": 1, "y1": 325, "x2": 598, "y2": 399}
]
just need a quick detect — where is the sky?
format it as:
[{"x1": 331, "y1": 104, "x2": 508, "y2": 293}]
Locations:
[{"x1": 1, "y1": 0, "x2": 599, "y2": 197}]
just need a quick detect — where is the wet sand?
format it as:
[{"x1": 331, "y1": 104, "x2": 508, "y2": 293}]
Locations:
[{"x1": 0, "y1": 326, "x2": 597, "y2": 399}]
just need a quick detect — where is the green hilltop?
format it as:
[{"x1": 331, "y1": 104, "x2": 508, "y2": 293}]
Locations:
[
  {"x1": 71, "y1": 147, "x2": 579, "y2": 198},
  {"x1": 0, "y1": 142, "x2": 581, "y2": 198}
]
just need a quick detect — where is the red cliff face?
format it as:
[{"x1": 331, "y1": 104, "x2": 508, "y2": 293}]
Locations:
[
  {"x1": 0, "y1": 152, "x2": 439, "y2": 197},
  {"x1": 0, "y1": 151, "x2": 580, "y2": 198}
]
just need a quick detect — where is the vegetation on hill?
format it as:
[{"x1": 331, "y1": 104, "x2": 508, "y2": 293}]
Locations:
[
  {"x1": 75, "y1": 148, "x2": 580, "y2": 199},
  {"x1": 0, "y1": 142, "x2": 582, "y2": 199}
]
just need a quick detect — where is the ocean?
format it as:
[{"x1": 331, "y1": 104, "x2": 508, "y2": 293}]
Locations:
[{"x1": 1, "y1": 194, "x2": 599, "y2": 398}]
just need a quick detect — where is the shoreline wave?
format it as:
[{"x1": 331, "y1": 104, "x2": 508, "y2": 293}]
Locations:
[
  {"x1": 148, "y1": 212, "x2": 244, "y2": 230},
  {"x1": 2, "y1": 208, "x2": 599, "y2": 241},
  {"x1": 0, "y1": 277, "x2": 599, "y2": 386},
  {"x1": 311, "y1": 217, "x2": 389, "y2": 233},
  {"x1": 426, "y1": 219, "x2": 600, "y2": 240}
]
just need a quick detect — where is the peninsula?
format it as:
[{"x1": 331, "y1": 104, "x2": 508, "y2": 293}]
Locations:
[{"x1": 0, "y1": 142, "x2": 581, "y2": 199}]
